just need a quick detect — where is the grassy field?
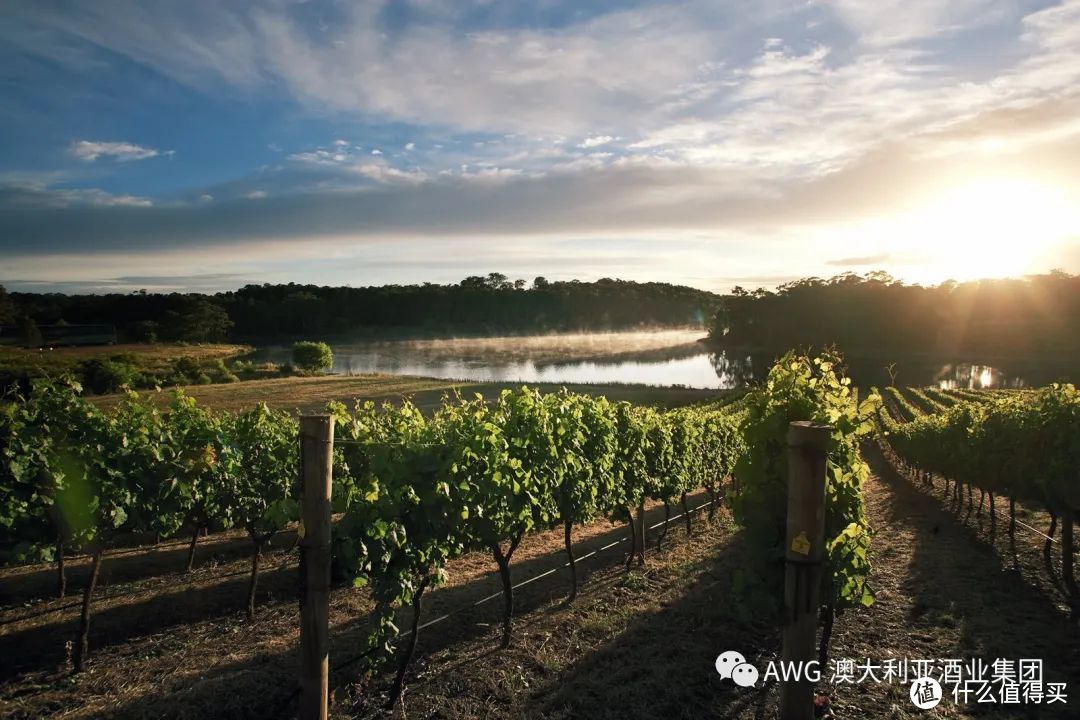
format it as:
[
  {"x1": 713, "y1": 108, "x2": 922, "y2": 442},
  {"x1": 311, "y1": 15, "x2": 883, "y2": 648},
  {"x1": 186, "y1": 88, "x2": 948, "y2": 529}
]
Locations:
[
  {"x1": 93, "y1": 373, "x2": 728, "y2": 413},
  {"x1": 0, "y1": 343, "x2": 250, "y2": 375}
]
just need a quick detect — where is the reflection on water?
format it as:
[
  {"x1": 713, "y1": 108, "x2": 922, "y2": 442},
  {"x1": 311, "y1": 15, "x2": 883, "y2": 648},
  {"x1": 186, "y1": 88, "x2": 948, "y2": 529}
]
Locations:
[
  {"x1": 252, "y1": 332, "x2": 1071, "y2": 390},
  {"x1": 254, "y1": 332, "x2": 738, "y2": 388},
  {"x1": 933, "y1": 364, "x2": 1022, "y2": 389}
]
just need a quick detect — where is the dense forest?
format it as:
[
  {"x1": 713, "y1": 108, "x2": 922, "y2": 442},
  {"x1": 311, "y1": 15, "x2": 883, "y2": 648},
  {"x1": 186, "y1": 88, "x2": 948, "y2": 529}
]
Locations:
[
  {"x1": 710, "y1": 271, "x2": 1080, "y2": 358},
  {"x1": 6, "y1": 271, "x2": 1080, "y2": 361},
  {"x1": 0, "y1": 275, "x2": 719, "y2": 343}
]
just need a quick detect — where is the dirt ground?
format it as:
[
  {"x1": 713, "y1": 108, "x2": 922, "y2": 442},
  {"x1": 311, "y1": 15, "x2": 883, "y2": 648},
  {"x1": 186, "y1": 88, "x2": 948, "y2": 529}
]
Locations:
[
  {"x1": 2, "y1": 443, "x2": 1078, "y2": 719},
  {"x1": 351, "y1": 445, "x2": 1080, "y2": 720}
]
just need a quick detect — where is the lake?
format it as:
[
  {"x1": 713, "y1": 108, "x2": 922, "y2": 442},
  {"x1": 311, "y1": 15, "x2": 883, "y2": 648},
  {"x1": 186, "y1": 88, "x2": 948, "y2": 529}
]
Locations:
[{"x1": 252, "y1": 330, "x2": 1072, "y2": 390}]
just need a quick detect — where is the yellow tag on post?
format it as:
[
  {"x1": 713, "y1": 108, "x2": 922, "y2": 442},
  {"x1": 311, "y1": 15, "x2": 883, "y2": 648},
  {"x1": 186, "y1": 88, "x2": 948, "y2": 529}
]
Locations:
[{"x1": 790, "y1": 531, "x2": 810, "y2": 555}]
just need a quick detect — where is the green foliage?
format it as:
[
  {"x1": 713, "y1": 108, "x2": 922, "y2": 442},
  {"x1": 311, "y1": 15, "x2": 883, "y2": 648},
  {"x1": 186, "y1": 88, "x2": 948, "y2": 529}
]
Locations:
[
  {"x1": 231, "y1": 359, "x2": 257, "y2": 378},
  {"x1": 171, "y1": 356, "x2": 202, "y2": 383},
  {"x1": 212, "y1": 359, "x2": 239, "y2": 383},
  {"x1": 5, "y1": 277, "x2": 720, "y2": 339},
  {"x1": 331, "y1": 386, "x2": 746, "y2": 668},
  {"x1": 883, "y1": 386, "x2": 921, "y2": 422},
  {"x1": 0, "y1": 382, "x2": 301, "y2": 563},
  {"x1": 20, "y1": 317, "x2": 43, "y2": 347},
  {"x1": 881, "y1": 384, "x2": 1080, "y2": 512},
  {"x1": 331, "y1": 399, "x2": 457, "y2": 657},
  {"x1": 0, "y1": 284, "x2": 16, "y2": 326},
  {"x1": 711, "y1": 271, "x2": 1080, "y2": 359},
  {"x1": 163, "y1": 299, "x2": 233, "y2": 342},
  {"x1": 291, "y1": 341, "x2": 334, "y2": 373},
  {"x1": 548, "y1": 390, "x2": 618, "y2": 527},
  {"x1": 0, "y1": 378, "x2": 150, "y2": 552},
  {"x1": 217, "y1": 404, "x2": 299, "y2": 538},
  {"x1": 733, "y1": 351, "x2": 879, "y2": 613},
  {"x1": 2, "y1": 355, "x2": 886, "y2": 678},
  {"x1": 77, "y1": 358, "x2": 143, "y2": 394}
]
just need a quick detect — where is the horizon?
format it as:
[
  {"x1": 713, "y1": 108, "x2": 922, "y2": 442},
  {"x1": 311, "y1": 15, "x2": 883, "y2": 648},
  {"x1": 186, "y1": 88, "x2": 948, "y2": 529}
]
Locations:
[
  {"x1": 1, "y1": 1, "x2": 1079, "y2": 294},
  {"x1": 4, "y1": 269, "x2": 1078, "y2": 299}
]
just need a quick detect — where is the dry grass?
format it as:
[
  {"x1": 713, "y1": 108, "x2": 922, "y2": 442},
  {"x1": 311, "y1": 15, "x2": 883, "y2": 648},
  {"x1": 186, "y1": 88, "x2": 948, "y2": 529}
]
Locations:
[
  {"x1": 91, "y1": 374, "x2": 725, "y2": 413},
  {"x1": 0, "y1": 343, "x2": 250, "y2": 372}
]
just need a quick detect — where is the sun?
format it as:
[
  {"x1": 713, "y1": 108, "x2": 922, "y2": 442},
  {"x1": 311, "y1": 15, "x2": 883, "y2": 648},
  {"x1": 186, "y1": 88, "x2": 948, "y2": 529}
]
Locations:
[{"x1": 896, "y1": 177, "x2": 1079, "y2": 283}]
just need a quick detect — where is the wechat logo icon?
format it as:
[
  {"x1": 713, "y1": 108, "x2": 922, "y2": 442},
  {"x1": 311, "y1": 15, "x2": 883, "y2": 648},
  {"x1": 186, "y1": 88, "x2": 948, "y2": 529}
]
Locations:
[{"x1": 716, "y1": 651, "x2": 759, "y2": 688}]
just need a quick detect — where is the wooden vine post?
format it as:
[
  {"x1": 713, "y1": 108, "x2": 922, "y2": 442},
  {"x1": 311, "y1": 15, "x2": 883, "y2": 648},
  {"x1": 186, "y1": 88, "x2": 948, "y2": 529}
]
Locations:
[
  {"x1": 780, "y1": 421, "x2": 830, "y2": 720},
  {"x1": 299, "y1": 415, "x2": 334, "y2": 720},
  {"x1": 634, "y1": 500, "x2": 647, "y2": 566}
]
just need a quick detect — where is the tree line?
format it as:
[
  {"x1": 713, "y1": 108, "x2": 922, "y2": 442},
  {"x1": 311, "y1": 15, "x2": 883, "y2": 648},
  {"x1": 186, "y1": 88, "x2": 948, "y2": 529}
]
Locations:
[
  {"x1": 710, "y1": 271, "x2": 1080, "y2": 358},
  {"x1": 0, "y1": 274, "x2": 720, "y2": 343}
]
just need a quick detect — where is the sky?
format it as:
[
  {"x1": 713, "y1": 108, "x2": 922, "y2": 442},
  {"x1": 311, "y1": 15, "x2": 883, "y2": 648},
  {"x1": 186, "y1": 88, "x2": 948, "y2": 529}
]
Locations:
[{"x1": 1, "y1": 0, "x2": 1079, "y2": 295}]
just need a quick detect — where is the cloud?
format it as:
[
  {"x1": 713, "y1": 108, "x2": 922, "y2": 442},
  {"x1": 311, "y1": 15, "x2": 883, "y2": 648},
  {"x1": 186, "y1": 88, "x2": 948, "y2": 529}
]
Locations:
[
  {"x1": 0, "y1": 181, "x2": 153, "y2": 208},
  {"x1": 70, "y1": 140, "x2": 166, "y2": 162},
  {"x1": 821, "y1": 0, "x2": 1011, "y2": 47},
  {"x1": 288, "y1": 149, "x2": 349, "y2": 165},
  {"x1": 3, "y1": 0, "x2": 1080, "y2": 292},
  {"x1": 578, "y1": 135, "x2": 615, "y2": 149},
  {"x1": 826, "y1": 253, "x2": 892, "y2": 266},
  {"x1": 9, "y1": 0, "x2": 1080, "y2": 175},
  {"x1": 4, "y1": 273, "x2": 247, "y2": 293},
  {"x1": 2, "y1": 112, "x2": 1076, "y2": 260},
  {"x1": 284, "y1": 142, "x2": 429, "y2": 186},
  {"x1": 1, "y1": 1, "x2": 749, "y2": 135}
]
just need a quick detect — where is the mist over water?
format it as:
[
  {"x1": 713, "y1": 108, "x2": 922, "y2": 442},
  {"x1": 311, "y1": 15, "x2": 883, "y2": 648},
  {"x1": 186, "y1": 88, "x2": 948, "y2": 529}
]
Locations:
[{"x1": 253, "y1": 330, "x2": 1067, "y2": 390}]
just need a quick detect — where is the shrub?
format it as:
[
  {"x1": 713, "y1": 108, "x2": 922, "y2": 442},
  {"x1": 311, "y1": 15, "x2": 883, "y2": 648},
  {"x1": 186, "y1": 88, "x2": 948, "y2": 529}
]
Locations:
[
  {"x1": 232, "y1": 360, "x2": 257, "y2": 378},
  {"x1": 78, "y1": 359, "x2": 143, "y2": 394},
  {"x1": 291, "y1": 341, "x2": 333, "y2": 373},
  {"x1": 109, "y1": 352, "x2": 139, "y2": 365},
  {"x1": 170, "y1": 357, "x2": 202, "y2": 384},
  {"x1": 126, "y1": 320, "x2": 159, "y2": 343},
  {"x1": 209, "y1": 359, "x2": 239, "y2": 383}
]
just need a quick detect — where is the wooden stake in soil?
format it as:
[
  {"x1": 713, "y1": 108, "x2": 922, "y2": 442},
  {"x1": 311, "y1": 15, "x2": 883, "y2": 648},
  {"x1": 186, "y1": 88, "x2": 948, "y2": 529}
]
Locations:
[
  {"x1": 1062, "y1": 508, "x2": 1078, "y2": 618},
  {"x1": 299, "y1": 414, "x2": 334, "y2": 720},
  {"x1": 73, "y1": 545, "x2": 104, "y2": 674},
  {"x1": 563, "y1": 520, "x2": 578, "y2": 602},
  {"x1": 780, "y1": 421, "x2": 830, "y2": 720},
  {"x1": 681, "y1": 492, "x2": 692, "y2": 537},
  {"x1": 56, "y1": 536, "x2": 66, "y2": 599},
  {"x1": 634, "y1": 500, "x2": 646, "y2": 566},
  {"x1": 186, "y1": 524, "x2": 201, "y2": 573}
]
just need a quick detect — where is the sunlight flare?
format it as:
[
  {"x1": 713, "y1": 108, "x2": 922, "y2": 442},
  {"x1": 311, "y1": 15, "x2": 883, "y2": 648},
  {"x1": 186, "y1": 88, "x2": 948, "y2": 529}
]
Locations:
[{"x1": 899, "y1": 178, "x2": 1079, "y2": 282}]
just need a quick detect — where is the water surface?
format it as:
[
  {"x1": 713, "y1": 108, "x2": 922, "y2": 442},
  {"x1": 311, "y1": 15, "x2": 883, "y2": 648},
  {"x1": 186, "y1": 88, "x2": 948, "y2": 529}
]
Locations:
[{"x1": 253, "y1": 330, "x2": 1072, "y2": 390}]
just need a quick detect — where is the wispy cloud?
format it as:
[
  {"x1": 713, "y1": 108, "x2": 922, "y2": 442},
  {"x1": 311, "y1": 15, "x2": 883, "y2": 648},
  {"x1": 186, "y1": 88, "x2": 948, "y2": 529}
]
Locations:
[
  {"x1": 70, "y1": 139, "x2": 168, "y2": 162},
  {"x1": 0, "y1": 181, "x2": 153, "y2": 208},
  {"x1": 826, "y1": 253, "x2": 892, "y2": 266}
]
